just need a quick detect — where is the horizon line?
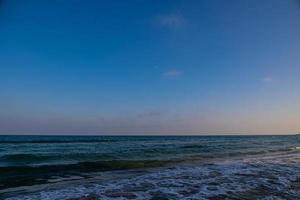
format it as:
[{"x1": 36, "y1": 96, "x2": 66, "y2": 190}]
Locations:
[{"x1": 0, "y1": 133, "x2": 298, "y2": 136}]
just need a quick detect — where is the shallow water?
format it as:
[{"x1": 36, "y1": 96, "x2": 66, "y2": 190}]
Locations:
[{"x1": 1, "y1": 135, "x2": 300, "y2": 199}]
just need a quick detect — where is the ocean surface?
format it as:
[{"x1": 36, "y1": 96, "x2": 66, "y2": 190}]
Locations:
[{"x1": 1, "y1": 135, "x2": 300, "y2": 199}]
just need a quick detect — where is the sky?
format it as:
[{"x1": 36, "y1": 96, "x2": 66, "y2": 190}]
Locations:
[{"x1": 0, "y1": 0, "x2": 300, "y2": 135}]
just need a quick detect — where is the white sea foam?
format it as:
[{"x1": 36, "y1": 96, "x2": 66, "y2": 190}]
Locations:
[{"x1": 5, "y1": 151, "x2": 300, "y2": 200}]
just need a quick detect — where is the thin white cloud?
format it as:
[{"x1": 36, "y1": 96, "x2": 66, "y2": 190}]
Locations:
[
  {"x1": 157, "y1": 14, "x2": 185, "y2": 29},
  {"x1": 162, "y1": 69, "x2": 182, "y2": 78},
  {"x1": 262, "y1": 76, "x2": 273, "y2": 83}
]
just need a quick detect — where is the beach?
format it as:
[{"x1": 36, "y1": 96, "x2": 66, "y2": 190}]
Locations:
[
  {"x1": 1, "y1": 135, "x2": 300, "y2": 199},
  {"x1": 2, "y1": 0, "x2": 300, "y2": 199}
]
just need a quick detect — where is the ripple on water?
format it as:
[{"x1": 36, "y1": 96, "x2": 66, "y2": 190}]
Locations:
[{"x1": 5, "y1": 152, "x2": 300, "y2": 200}]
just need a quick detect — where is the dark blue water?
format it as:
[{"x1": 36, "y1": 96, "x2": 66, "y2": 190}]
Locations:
[
  {"x1": 1, "y1": 135, "x2": 300, "y2": 167},
  {"x1": 1, "y1": 135, "x2": 300, "y2": 199}
]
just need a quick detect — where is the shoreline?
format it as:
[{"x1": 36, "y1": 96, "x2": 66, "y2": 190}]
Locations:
[{"x1": 2, "y1": 150, "x2": 300, "y2": 199}]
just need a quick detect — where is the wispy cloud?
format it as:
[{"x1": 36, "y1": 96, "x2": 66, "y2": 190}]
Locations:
[
  {"x1": 262, "y1": 76, "x2": 273, "y2": 83},
  {"x1": 162, "y1": 69, "x2": 182, "y2": 78},
  {"x1": 156, "y1": 14, "x2": 186, "y2": 29},
  {"x1": 137, "y1": 111, "x2": 163, "y2": 118}
]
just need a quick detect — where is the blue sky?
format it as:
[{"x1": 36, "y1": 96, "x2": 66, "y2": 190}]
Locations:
[{"x1": 1, "y1": 0, "x2": 300, "y2": 134}]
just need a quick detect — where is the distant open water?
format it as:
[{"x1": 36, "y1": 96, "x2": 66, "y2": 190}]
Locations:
[{"x1": 1, "y1": 135, "x2": 300, "y2": 199}]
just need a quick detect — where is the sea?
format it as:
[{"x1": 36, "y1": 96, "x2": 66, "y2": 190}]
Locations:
[{"x1": 1, "y1": 135, "x2": 300, "y2": 200}]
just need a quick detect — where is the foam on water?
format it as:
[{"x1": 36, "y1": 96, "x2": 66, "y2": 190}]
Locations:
[{"x1": 5, "y1": 151, "x2": 300, "y2": 200}]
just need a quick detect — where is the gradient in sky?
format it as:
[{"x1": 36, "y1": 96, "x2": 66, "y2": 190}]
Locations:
[{"x1": 0, "y1": 0, "x2": 300, "y2": 134}]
